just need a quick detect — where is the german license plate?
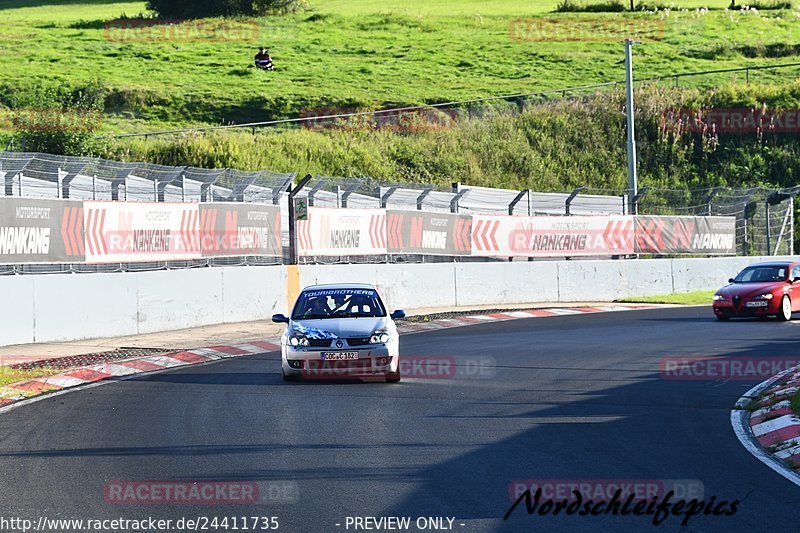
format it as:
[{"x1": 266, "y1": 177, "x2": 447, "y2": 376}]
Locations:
[
  {"x1": 321, "y1": 352, "x2": 359, "y2": 360},
  {"x1": 745, "y1": 301, "x2": 769, "y2": 308}
]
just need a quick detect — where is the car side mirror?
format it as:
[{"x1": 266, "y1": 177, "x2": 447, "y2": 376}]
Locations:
[
  {"x1": 390, "y1": 310, "x2": 406, "y2": 320},
  {"x1": 271, "y1": 313, "x2": 289, "y2": 324},
  {"x1": 728, "y1": 278, "x2": 735, "y2": 284}
]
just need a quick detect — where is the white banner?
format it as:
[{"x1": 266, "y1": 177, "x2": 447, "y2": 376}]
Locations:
[
  {"x1": 83, "y1": 201, "x2": 200, "y2": 263},
  {"x1": 471, "y1": 214, "x2": 634, "y2": 257},
  {"x1": 297, "y1": 207, "x2": 386, "y2": 256}
]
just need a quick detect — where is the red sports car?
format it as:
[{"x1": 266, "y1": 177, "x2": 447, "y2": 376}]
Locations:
[{"x1": 713, "y1": 261, "x2": 800, "y2": 321}]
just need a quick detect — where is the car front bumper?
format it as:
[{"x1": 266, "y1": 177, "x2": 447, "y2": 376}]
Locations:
[
  {"x1": 281, "y1": 344, "x2": 398, "y2": 378},
  {"x1": 713, "y1": 299, "x2": 779, "y2": 317}
]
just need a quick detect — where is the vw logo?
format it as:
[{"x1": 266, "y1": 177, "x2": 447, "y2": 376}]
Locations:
[{"x1": 335, "y1": 339, "x2": 344, "y2": 349}]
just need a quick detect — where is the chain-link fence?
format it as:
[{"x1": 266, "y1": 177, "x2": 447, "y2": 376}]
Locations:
[
  {"x1": 624, "y1": 186, "x2": 795, "y2": 257},
  {"x1": 0, "y1": 151, "x2": 796, "y2": 271}
]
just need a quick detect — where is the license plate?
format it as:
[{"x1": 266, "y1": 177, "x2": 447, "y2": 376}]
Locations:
[
  {"x1": 321, "y1": 352, "x2": 359, "y2": 360},
  {"x1": 745, "y1": 301, "x2": 769, "y2": 308}
]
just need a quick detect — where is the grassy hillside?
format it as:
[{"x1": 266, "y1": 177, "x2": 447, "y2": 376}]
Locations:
[{"x1": 2, "y1": 0, "x2": 800, "y2": 134}]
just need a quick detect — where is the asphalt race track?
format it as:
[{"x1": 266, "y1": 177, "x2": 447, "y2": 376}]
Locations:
[{"x1": 0, "y1": 307, "x2": 798, "y2": 532}]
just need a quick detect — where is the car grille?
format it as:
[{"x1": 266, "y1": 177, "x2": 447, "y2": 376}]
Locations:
[
  {"x1": 308, "y1": 339, "x2": 332, "y2": 347},
  {"x1": 346, "y1": 337, "x2": 371, "y2": 346},
  {"x1": 733, "y1": 296, "x2": 741, "y2": 308}
]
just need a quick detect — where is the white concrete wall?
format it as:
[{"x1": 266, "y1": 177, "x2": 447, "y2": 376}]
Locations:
[
  {"x1": 1, "y1": 256, "x2": 797, "y2": 347},
  {"x1": 0, "y1": 275, "x2": 35, "y2": 346},
  {"x1": 455, "y1": 262, "x2": 559, "y2": 306},
  {"x1": 0, "y1": 266, "x2": 285, "y2": 346}
]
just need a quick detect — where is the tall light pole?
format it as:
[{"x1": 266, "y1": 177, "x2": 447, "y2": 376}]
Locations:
[{"x1": 624, "y1": 38, "x2": 641, "y2": 215}]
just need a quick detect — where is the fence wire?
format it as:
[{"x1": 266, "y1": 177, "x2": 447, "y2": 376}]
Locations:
[{"x1": 0, "y1": 151, "x2": 796, "y2": 270}]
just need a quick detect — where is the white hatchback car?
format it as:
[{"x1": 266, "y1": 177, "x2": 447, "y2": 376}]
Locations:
[{"x1": 272, "y1": 284, "x2": 405, "y2": 382}]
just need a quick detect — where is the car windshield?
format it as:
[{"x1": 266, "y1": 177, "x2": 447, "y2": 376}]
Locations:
[
  {"x1": 291, "y1": 288, "x2": 386, "y2": 320},
  {"x1": 733, "y1": 266, "x2": 788, "y2": 283}
]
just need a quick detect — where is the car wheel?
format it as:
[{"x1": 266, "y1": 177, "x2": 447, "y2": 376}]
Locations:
[
  {"x1": 385, "y1": 371, "x2": 401, "y2": 383},
  {"x1": 778, "y1": 295, "x2": 792, "y2": 321}
]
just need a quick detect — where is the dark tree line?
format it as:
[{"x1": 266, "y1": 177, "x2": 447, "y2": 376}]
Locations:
[{"x1": 146, "y1": 0, "x2": 301, "y2": 18}]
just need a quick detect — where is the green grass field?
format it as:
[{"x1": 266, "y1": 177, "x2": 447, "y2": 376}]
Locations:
[
  {"x1": 2, "y1": 0, "x2": 800, "y2": 133},
  {"x1": 618, "y1": 290, "x2": 715, "y2": 305}
]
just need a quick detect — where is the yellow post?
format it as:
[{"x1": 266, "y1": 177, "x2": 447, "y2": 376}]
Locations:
[{"x1": 286, "y1": 264, "x2": 300, "y2": 313}]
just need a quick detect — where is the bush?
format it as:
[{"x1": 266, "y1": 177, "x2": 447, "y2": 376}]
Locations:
[
  {"x1": 146, "y1": 0, "x2": 306, "y2": 18},
  {"x1": 729, "y1": 1, "x2": 793, "y2": 9},
  {"x1": 555, "y1": 0, "x2": 627, "y2": 12},
  {"x1": 4, "y1": 84, "x2": 104, "y2": 155}
]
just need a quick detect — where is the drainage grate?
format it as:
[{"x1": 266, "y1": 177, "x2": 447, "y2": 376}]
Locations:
[{"x1": 9, "y1": 347, "x2": 173, "y2": 371}]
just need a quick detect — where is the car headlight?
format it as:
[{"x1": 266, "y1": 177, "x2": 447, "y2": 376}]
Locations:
[
  {"x1": 753, "y1": 293, "x2": 774, "y2": 300},
  {"x1": 713, "y1": 294, "x2": 725, "y2": 301},
  {"x1": 289, "y1": 333, "x2": 309, "y2": 347},
  {"x1": 369, "y1": 329, "x2": 391, "y2": 344}
]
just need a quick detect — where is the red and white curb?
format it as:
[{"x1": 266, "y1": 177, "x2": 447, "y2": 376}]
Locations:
[
  {"x1": 0, "y1": 303, "x2": 660, "y2": 411},
  {"x1": 731, "y1": 365, "x2": 800, "y2": 487},
  {"x1": 395, "y1": 304, "x2": 661, "y2": 334},
  {"x1": 0, "y1": 340, "x2": 281, "y2": 409}
]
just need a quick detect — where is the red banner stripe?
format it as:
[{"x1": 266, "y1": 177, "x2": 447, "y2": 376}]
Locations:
[{"x1": 74, "y1": 207, "x2": 85, "y2": 256}]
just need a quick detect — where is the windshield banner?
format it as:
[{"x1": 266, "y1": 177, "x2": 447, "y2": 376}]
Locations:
[
  {"x1": 386, "y1": 210, "x2": 471, "y2": 256},
  {"x1": 634, "y1": 216, "x2": 736, "y2": 255},
  {"x1": 297, "y1": 207, "x2": 386, "y2": 256}
]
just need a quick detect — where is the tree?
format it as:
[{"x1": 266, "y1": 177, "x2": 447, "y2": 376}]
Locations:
[{"x1": 146, "y1": 0, "x2": 303, "y2": 18}]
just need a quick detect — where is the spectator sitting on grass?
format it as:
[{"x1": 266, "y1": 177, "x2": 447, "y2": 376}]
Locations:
[{"x1": 254, "y1": 47, "x2": 275, "y2": 71}]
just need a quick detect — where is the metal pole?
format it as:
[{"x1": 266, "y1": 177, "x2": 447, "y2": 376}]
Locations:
[
  {"x1": 791, "y1": 196, "x2": 795, "y2": 256},
  {"x1": 766, "y1": 200, "x2": 771, "y2": 255},
  {"x1": 625, "y1": 39, "x2": 639, "y2": 215},
  {"x1": 288, "y1": 174, "x2": 312, "y2": 265}
]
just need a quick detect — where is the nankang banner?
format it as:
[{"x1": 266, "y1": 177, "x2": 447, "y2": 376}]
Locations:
[
  {"x1": 297, "y1": 207, "x2": 386, "y2": 256},
  {"x1": 470, "y1": 214, "x2": 634, "y2": 257},
  {"x1": 0, "y1": 197, "x2": 85, "y2": 264},
  {"x1": 199, "y1": 203, "x2": 281, "y2": 257},
  {"x1": 386, "y1": 210, "x2": 471, "y2": 256},
  {"x1": 635, "y1": 216, "x2": 736, "y2": 255},
  {"x1": 83, "y1": 201, "x2": 200, "y2": 263}
]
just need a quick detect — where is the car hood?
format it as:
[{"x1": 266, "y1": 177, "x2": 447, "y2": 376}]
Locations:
[
  {"x1": 289, "y1": 317, "x2": 387, "y2": 338},
  {"x1": 718, "y1": 282, "x2": 783, "y2": 297}
]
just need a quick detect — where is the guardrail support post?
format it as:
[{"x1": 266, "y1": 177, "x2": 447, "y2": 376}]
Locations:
[
  {"x1": 705, "y1": 187, "x2": 721, "y2": 216},
  {"x1": 341, "y1": 182, "x2": 360, "y2": 209},
  {"x1": 380, "y1": 186, "x2": 398, "y2": 208},
  {"x1": 565, "y1": 186, "x2": 585, "y2": 216},
  {"x1": 508, "y1": 189, "x2": 528, "y2": 216},
  {"x1": 450, "y1": 188, "x2": 469, "y2": 214},
  {"x1": 416, "y1": 188, "x2": 431, "y2": 211}
]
